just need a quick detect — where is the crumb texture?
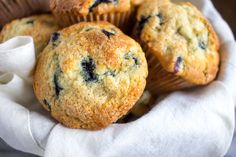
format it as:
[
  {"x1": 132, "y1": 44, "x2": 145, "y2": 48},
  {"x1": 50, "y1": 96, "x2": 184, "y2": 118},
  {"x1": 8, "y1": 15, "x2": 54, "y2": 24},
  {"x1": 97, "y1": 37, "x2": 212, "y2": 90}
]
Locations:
[
  {"x1": 135, "y1": 0, "x2": 220, "y2": 84},
  {"x1": 0, "y1": 14, "x2": 60, "y2": 55},
  {"x1": 34, "y1": 22, "x2": 148, "y2": 130}
]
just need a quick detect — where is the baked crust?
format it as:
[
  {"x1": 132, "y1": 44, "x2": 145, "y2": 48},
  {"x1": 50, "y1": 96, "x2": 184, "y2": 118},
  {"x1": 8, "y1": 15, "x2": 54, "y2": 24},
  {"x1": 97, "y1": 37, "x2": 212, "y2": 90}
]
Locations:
[
  {"x1": 135, "y1": 0, "x2": 220, "y2": 84},
  {"x1": 0, "y1": 14, "x2": 60, "y2": 55},
  {"x1": 34, "y1": 21, "x2": 148, "y2": 130}
]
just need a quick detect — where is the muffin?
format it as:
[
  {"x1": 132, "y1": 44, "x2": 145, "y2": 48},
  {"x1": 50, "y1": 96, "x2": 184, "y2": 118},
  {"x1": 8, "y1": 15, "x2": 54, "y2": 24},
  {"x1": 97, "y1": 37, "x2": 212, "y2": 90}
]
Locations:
[
  {"x1": 50, "y1": 0, "x2": 137, "y2": 31},
  {"x1": 33, "y1": 21, "x2": 148, "y2": 130},
  {"x1": 133, "y1": 0, "x2": 220, "y2": 95},
  {"x1": 0, "y1": 0, "x2": 50, "y2": 28},
  {"x1": 0, "y1": 14, "x2": 60, "y2": 55}
]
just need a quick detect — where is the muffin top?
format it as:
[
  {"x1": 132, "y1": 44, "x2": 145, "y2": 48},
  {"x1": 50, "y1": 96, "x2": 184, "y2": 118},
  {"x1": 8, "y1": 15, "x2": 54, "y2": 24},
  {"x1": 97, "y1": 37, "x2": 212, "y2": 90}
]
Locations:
[
  {"x1": 34, "y1": 21, "x2": 148, "y2": 130},
  {"x1": 0, "y1": 14, "x2": 60, "y2": 55},
  {"x1": 136, "y1": 0, "x2": 220, "y2": 84},
  {"x1": 50, "y1": 0, "x2": 133, "y2": 16}
]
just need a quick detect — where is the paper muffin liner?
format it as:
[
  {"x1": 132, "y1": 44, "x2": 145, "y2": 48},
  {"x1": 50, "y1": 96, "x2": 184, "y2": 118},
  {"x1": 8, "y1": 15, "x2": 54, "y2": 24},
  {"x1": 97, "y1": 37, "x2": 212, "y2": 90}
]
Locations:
[
  {"x1": 54, "y1": 10, "x2": 133, "y2": 33},
  {"x1": 143, "y1": 45, "x2": 196, "y2": 95},
  {"x1": 0, "y1": 0, "x2": 50, "y2": 28}
]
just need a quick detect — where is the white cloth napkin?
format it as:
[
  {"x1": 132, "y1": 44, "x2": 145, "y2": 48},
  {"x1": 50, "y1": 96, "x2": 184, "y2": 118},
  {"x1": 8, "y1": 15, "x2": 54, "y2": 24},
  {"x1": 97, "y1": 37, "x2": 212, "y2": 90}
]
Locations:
[{"x1": 0, "y1": 0, "x2": 236, "y2": 157}]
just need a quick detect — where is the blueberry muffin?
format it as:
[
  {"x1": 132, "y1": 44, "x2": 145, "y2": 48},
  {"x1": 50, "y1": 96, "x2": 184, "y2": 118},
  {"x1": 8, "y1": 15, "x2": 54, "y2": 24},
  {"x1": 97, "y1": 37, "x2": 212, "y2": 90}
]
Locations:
[
  {"x1": 50, "y1": 0, "x2": 136, "y2": 31},
  {"x1": 33, "y1": 21, "x2": 148, "y2": 130},
  {"x1": 0, "y1": 0, "x2": 50, "y2": 28},
  {"x1": 0, "y1": 14, "x2": 60, "y2": 55},
  {"x1": 133, "y1": 0, "x2": 220, "y2": 95}
]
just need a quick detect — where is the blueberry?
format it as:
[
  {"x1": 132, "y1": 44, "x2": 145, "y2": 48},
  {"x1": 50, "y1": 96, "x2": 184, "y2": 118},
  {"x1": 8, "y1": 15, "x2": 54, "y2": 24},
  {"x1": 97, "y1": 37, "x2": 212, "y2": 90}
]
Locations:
[
  {"x1": 156, "y1": 13, "x2": 164, "y2": 25},
  {"x1": 81, "y1": 57, "x2": 98, "y2": 83},
  {"x1": 101, "y1": 29, "x2": 115, "y2": 38},
  {"x1": 51, "y1": 32, "x2": 60, "y2": 46},
  {"x1": 54, "y1": 69, "x2": 63, "y2": 97},
  {"x1": 133, "y1": 57, "x2": 140, "y2": 66},
  {"x1": 138, "y1": 15, "x2": 151, "y2": 30},
  {"x1": 26, "y1": 19, "x2": 34, "y2": 25},
  {"x1": 199, "y1": 41, "x2": 207, "y2": 50},
  {"x1": 174, "y1": 56, "x2": 183, "y2": 73},
  {"x1": 43, "y1": 99, "x2": 51, "y2": 111},
  {"x1": 51, "y1": 32, "x2": 60, "y2": 42},
  {"x1": 89, "y1": 0, "x2": 118, "y2": 12},
  {"x1": 125, "y1": 53, "x2": 141, "y2": 66}
]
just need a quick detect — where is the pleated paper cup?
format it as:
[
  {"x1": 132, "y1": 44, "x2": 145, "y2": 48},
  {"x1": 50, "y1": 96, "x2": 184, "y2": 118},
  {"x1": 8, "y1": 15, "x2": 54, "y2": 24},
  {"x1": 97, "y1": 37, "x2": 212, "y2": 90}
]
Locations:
[
  {"x1": 144, "y1": 45, "x2": 196, "y2": 95},
  {"x1": 53, "y1": 10, "x2": 133, "y2": 33}
]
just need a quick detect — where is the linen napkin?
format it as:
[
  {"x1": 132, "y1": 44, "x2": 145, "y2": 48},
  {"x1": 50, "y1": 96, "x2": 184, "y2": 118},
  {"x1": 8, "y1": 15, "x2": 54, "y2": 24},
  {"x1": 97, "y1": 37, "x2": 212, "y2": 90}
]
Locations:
[{"x1": 0, "y1": 0, "x2": 236, "y2": 157}]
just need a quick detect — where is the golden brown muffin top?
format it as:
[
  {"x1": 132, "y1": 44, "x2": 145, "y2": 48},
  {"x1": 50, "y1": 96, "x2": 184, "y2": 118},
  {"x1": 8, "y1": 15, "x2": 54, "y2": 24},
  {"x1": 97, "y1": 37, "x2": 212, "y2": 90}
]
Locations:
[
  {"x1": 34, "y1": 21, "x2": 148, "y2": 130},
  {"x1": 136, "y1": 0, "x2": 219, "y2": 84}
]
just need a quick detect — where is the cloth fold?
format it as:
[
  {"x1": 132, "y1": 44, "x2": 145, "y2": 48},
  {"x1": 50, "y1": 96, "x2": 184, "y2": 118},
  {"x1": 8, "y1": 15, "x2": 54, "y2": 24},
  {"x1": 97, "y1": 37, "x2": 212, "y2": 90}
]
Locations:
[
  {"x1": 0, "y1": 36, "x2": 35, "y2": 83},
  {"x1": 0, "y1": 75, "x2": 44, "y2": 156},
  {"x1": 0, "y1": 0, "x2": 235, "y2": 157},
  {"x1": 45, "y1": 81, "x2": 235, "y2": 157}
]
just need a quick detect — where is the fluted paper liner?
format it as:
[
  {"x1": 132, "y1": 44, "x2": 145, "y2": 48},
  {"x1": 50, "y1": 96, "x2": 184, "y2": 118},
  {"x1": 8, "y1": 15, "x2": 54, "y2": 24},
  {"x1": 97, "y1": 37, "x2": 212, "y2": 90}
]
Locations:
[
  {"x1": 144, "y1": 44, "x2": 196, "y2": 95},
  {"x1": 54, "y1": 11, "x2": 132, "y2": 32}
]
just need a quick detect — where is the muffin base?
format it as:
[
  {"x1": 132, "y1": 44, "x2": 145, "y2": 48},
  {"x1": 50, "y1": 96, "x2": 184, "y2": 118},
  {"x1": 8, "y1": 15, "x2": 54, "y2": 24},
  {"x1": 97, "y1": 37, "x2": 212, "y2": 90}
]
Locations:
[
  {"x1": 54, "y1": 11, "x2": 132, "y2": 32},
  {"x1": 145, "y1": 46, "x2": 196, "y2": 95}
]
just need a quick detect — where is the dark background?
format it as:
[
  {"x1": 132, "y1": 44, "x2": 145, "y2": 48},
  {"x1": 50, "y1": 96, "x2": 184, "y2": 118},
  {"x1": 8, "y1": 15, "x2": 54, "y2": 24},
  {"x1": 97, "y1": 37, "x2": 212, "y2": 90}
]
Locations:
[
  {"x1": 213, "y1": 1, "x2": 236, "y2": 157},
  {"x1": 213, "y1": 0, "x2": 236, "y2": 37}
]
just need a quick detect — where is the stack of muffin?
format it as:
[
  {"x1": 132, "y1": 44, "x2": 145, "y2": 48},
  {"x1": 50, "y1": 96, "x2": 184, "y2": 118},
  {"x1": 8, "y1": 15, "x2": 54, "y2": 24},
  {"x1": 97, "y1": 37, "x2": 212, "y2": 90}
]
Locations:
[{"x1": 0, "y1": 0, "x2": 220, "y2": 130}]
